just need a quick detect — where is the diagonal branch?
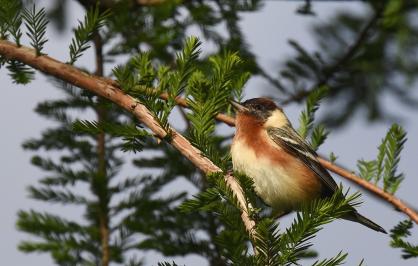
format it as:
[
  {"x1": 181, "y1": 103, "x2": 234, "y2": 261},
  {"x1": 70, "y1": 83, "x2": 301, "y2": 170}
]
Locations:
[{"x1": 0, "y1": 40, "x2": 256, "y2": 240}]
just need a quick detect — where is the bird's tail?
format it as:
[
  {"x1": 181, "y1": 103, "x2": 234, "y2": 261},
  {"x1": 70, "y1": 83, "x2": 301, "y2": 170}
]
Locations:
[{"x1": 344, "y1": 212, "x2": 387, "y2": 234}]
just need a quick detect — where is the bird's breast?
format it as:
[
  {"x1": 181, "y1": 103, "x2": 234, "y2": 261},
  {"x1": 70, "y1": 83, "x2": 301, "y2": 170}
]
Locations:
[{"x1": 231, "y1": 131, "x2": 321, "y2": 213}]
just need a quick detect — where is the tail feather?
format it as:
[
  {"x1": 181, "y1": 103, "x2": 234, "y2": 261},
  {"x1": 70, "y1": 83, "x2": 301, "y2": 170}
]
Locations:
[{"x1": 344, "y1": 212, "x2": 387, "y2": 234}]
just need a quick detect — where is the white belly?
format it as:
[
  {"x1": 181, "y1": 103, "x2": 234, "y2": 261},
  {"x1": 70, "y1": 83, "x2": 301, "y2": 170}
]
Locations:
[{"x1": 231, "y1": 140, "x2": 303, "y2": 213}]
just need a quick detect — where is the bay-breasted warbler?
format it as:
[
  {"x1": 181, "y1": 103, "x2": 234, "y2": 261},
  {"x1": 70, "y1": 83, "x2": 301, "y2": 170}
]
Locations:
[{"x1": 230, "y1": 97, "x2": 386, "y2": 233}]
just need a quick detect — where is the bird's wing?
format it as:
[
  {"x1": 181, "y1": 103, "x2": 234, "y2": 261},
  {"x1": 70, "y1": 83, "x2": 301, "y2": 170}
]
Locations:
[{"x1": 267, "y1": 126, "x2": 338, "y2": 196}]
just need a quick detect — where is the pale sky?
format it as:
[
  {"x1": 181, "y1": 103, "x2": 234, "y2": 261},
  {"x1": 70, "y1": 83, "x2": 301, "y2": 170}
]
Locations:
[{"x1": 1, "y1": 1, "x2": 417, "y2": 265}]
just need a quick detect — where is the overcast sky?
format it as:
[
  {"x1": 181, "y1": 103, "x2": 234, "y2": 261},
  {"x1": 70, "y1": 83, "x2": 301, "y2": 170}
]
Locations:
[{"x1": 1, "y1": 1, "x2": 417, "y2": 265}]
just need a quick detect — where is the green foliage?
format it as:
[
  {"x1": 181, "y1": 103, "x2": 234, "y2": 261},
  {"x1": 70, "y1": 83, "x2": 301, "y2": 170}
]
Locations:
[
  {"x1": 279, "y1": 3, "x2": 418, "y2": 127},
  {"x1": 357, "y1": 160, "x2": 377, "y2": 182},
  {"x1": 6, "y1": 59, "x2": 34, "y2": 84},
  {"x1": 298, "y1": 86, "x2": 328, "y2": 139},
  {"x1": 254, "y1": 218, "x2": 282, "y2": 265},
  {"x1": 16, "y1": 79, "x2": 205, "y2": 264},
  {"x1": 390, "y1": 220, "x2": 418, "y2": 259},
  {"x1": 161, "y1": 36, "x2": 201, "y2": 122},
  {"x1": 8, "y1": 9, "x2": 23, "y2": 46},
  {"x1": 113, "y1": 37, "x2": 203, "y2": 132},
  {"x1": 274, "y1": 188, "x2": 359, "y2": 265},
  {"x1": 22, "y1": 4, "x2": 48, "y2": 55},
  {"x1": 180, "y1": 172, "x2": 254, "y2": 265},
  {"x1": 329, "y1": 152, "x2": 338, "y2": 163},
  {"x1": 183, "y1": 172, "x2": 358, "y2": 266},
  {"x1": 186, "y1": 51, "x2": 247, "y2": 167},
  {"x1": 157, "y1": 262, "x2": 179, "y2": 266},
  {"x1": 310, "y1": 124, "x2": 329, "y2": 151},
  {"x1": 73, "y1": 120, "x2": 150, "y2": 153},
  {"x1": 297, "y1": 86, "x2": 329, "y2": 152},
  {"x1": 17, "y1": 210, "x2": 91, "y2": 265},
  {"x1": 357, "y1": 124, "x2": 407, "y2": 194},
  {"x1": 68, "y1": 4, "x2": 110, "y2": 64},
  {"x1": 381, "y1": 125, "x2": 407, "y2": 193},
  {"x1": 0, "y1": 0, "x2": 21, "y2": 40},
  {"x1": 311, "y1": 252, "x2": 347, "y2": 266}
]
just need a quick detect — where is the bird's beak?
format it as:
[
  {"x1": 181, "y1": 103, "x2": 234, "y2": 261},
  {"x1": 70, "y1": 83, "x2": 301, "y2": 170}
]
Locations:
[{"x1": 230, "y1": 100, "x2": 249, "y2": 112}]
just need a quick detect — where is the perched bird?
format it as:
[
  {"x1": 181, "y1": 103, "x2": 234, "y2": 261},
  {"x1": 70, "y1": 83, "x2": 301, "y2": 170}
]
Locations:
[{"x1": 230, "y1": 97, "x2": 386, "y2": 233}]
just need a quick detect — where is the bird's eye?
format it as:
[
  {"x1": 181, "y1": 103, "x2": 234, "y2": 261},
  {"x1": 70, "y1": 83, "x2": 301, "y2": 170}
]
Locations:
[{"x1": 253, "y1": 104, "x2": 264, "y2": 111}]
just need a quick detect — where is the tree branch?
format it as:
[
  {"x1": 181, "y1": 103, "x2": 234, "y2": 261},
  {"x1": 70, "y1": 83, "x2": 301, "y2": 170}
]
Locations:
[{"x1": 0, "y1": 40, "x2": 256, "y2": 241}]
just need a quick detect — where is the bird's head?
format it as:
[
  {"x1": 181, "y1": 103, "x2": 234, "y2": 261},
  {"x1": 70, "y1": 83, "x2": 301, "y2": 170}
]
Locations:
[{"x1": 231, "y1": 98, "x2": 290, "y2": 128}]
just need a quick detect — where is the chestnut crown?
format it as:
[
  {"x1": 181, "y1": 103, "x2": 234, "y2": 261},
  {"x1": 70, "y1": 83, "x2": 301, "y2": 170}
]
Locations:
[{"x1": 232, "y1": 97, "x2": 282, "y2": 121}]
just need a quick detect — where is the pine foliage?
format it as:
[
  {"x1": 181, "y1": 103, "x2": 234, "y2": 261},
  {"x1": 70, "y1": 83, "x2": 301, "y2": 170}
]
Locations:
[
  {"x1": 186, "y1": 51, "x2": 247, "y2": 166},
  {"x1": 357, "y1": 124, "x2": 407, "y2": 194},
  {"x1": 6, "y1": 59, "x2": 34, "y2": 84},
  {"x1": 68, "y1": 4, "x2": 110, "y2": 64},
  {"x1": 73, "y1": 120, "x2": 150, "y2": 153},
  {"x1": 22, "y1": 4, "x2": 48, "y2": 55},
  {"x1": 298, "y1": 86, "x2": 329, "y2": 151},
  {"x1": 16, "y1": 81, "x2": 199, "y2": 264},
  {"x1": 390, "y1": 220, "x2": 418, "y2": 259},
  {"x1": 0, "y1": 0, "x2": 21, "y2": 40},
  {"x1": 0, "y1": 0, "x2": 34, "y2": 84},
  {"x1": 182, "y1": 172, "x2": 359, "y2": 266},
  {"x1": 278, "y1": 2, "x2": 418, "y2": 126}
]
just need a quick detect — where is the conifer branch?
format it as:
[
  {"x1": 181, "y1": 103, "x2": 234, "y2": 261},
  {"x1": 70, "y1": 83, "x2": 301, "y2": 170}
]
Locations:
[{"x1": 0, "y1": 40, "x2": 257, "y2": 241}]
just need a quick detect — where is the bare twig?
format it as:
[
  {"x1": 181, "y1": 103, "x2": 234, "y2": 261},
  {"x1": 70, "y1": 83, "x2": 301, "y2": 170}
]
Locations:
[{"x1": 0, "y1": 40, "x2": 257, "y2": 240}]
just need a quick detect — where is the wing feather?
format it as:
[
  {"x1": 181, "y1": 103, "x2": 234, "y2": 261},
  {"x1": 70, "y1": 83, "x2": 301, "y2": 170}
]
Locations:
[{"x1": 267, "y1": 126, "x2": 337, "y2": 196}]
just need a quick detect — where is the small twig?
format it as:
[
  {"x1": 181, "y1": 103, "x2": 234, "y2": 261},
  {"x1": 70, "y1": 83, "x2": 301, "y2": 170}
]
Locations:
[{"x1": 159, "y1": 92, "x2": 236, "y2": 126}]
